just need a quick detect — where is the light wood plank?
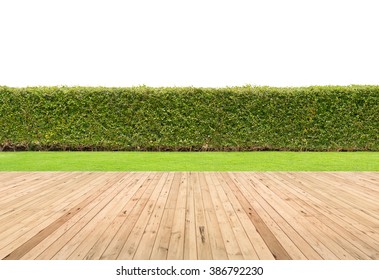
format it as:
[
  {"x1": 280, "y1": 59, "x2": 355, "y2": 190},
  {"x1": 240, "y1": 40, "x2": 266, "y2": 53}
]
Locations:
[
  {"x1": 199, "y1": 173, "x2": 228, "y2": 259},
  {"x1": 220, "y1": 172, "x2": 275, "y2": 260},
  {"x1": 81, "y1": 173, "x2": 152, "y2": 260},
  {"x1": 207, "y1": 173, "x2": 243, "y2": 259},
  {"x1": 133, "y1": 173, "x2": 174, "y2": 260},
  {"x1": 167, "y1": 172, "x2": 188, "y2": 259},
  {"x1": 99, "y1": 172, "x2": 156, "y2": 260},
  {"x1": 192, "y1": 172, "x2": 213, "y2": 260},
  {"x1": 263, "y1": 172, "x2": 376, "y2": 259},
  {"x1": 184, "y1": 172, "x2": 197, "y2": 260},
  {"x1": 1, "y1": 171, "x2": 378, "y2": 260},
  {"x1": 150, "y1": 173, "x2": 182, "y2": 260},
  {"x1": 117, "y1": 173, "x2": 166, "y2": 259}
]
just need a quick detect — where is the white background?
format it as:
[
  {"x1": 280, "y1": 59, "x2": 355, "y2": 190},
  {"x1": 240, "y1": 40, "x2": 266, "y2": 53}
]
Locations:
[
  {"x1": 1, "y1": 260, "x2": 379, "y2": 280},
  {"x1": 1, "y1": 0, "x2": 378, "y2": 88}
]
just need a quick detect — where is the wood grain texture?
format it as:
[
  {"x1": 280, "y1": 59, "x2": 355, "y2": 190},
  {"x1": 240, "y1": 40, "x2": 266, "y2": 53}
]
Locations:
[{"x1": 1, "y1": 171, "x2": 378, "y2": 260}]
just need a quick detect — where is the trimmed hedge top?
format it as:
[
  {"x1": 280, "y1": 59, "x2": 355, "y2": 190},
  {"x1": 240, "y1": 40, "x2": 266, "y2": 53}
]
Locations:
[{"x1": 1, "y1": 85, "x2": 378, "y2": 151}]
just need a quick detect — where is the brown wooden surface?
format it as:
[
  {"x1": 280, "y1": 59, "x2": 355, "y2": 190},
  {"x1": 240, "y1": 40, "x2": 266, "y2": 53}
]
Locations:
[{"x1": 0, "y1": 172, "x2": 378, "y2": 260}]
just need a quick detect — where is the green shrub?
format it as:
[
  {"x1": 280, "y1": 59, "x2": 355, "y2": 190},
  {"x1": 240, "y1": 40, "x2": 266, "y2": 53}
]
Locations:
[{"x1": 0, "y1": 85, "x2": 378, "y2": 151}]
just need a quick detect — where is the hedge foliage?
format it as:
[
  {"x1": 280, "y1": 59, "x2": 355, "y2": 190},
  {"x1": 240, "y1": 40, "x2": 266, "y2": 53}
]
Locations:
[{"x1": 0, "y1": 85, "x2": 378, "y2": 151}]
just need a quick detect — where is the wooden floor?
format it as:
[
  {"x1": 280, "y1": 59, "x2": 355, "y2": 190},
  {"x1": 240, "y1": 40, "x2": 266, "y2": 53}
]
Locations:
[{"x1": 0, "y1": 172, "x2": 378, "y2": 260}]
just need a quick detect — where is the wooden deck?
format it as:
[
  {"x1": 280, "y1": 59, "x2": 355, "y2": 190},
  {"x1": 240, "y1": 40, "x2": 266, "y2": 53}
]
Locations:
[{"x1": 0, "y1": 172, "x2": 378, "y2": 260}]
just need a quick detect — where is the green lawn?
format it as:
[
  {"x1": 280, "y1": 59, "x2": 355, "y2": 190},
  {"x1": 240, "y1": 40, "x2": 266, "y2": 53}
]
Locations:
[{"x1": 0, "y1": 151, "x2": 378, "y2": 171}]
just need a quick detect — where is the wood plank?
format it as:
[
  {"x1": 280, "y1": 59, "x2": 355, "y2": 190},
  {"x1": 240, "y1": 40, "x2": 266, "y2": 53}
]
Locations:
[
  {"x1": 0, "y1": 172, "x2": 93, "y2": 238},
  {"x1": 65, "y1": 173, "x2": 142, "y2": 260},
  {"x1": 220, "y1": 173, "x2": 274, "y2": 260},
  {"x1": 275, "y1": 172, "x2": 379, "y2": 257},
  {"x1": 99, "y1": 172, "x2": 157, "y2": 260},
  {"x1": 266, "y1": 172, "x2": 378, "y2": 259},
  {"x1": 1, "y1": 172, "x2": 109, "y2": 259},
  {"x1": 80, "y1": 173, "x2": 153, "y2": 260},
  {"x1": 332, "y1": 172, "x2": 379, "y2": 193},
  {"x1": 307, "y1": 173, "x2": 379, "y2": 211},
  {"x1": 0, "y1": 171, "x2": 378, "y2": 260},
  {"x1": 237, "y1": 172, "x2": 310, "y2": 259},
  {"x1": 150, "y1": 209, "x2": 175, "y2": 260},
  {"x1": 32, "y1": 173, "x2": 130, "y2": 260},
  {"x1": 207, "y1": 173, "x2": 243, "y2": 259},
  {"x1": 183, "y1": 172, "x2": 197, "y2": 260},
  {"x1": 192, "y1": 172, "x2": 213, "y2": 260},
  {"x1": 49, "y1": 173, "x2": 138, "y2": 259},
  {"x1": 133, "y1": 173, "x2": 174, "y2": 260},
  {"x1": 0, "y1": 172, "x2": 73, "y2": 215},
  {"x1": 256, "y1": 174, "x2": 367, "y2": 259},
  {"x1": 213, "y1": 172, "x2": 259, "y2": 259},
  {"x1": 150, "y1": 173, "x2": 182, "y2": 260},
  {"x1": 286, "y1": 172, "x2": 379, "y2": 241},
  {"x1": 18, "y1": 173, "x2": 123, "y2": 260},
  {"x1": 0, "y1": 172, "x2": 31, "y2": 189},
  {"x1": 198, "y1": 173, "x2": 228, "y2": 259},
  {"x1": 117, "y1": 173, "x2": 166, "y2": 259},
  {"x1": 167, "y1": 172, "x2": 188, "y2": 259},
  {"x1": 243, "y1": 173, "x2": 352, "y2": 259},
  {"x1": 225, "y1": 172, "x2": 292, "y2": 260}
]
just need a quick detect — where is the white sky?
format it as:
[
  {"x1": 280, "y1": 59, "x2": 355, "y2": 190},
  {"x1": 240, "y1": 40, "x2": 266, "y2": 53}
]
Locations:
[{"x1": 1, "y1": 0, "x2": 378, "y2": 88}]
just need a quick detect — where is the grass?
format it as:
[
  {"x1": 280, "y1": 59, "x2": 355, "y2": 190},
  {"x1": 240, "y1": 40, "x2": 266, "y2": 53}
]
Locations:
[{"x1": 0, "y1": 151, "x2": 378, "y2": 171}]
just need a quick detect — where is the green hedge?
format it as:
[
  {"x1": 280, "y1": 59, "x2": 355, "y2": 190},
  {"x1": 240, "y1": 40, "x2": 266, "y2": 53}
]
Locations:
[{"x1": 0, "y1": 85, "x2": 378, "y2": 151}]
